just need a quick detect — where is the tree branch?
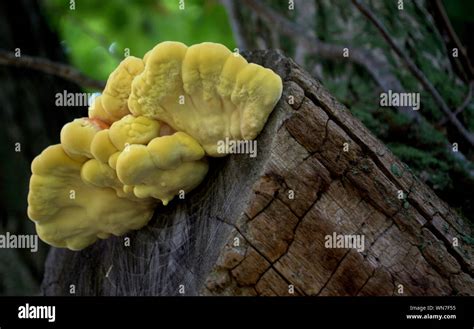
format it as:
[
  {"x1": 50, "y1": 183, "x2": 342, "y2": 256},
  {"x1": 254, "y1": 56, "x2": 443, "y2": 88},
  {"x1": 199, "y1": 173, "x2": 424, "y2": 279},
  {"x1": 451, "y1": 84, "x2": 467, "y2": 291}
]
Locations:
[
  {"x1": 454, "y1": 82, "x2": 473, "y2": 116},
  {"x1": 240, "y1": 0, "x2": 420, "y2": 122},
  {"x1": 351, "y1": 0, "x2": 474, "y2": 147},
  {"x1": 438, "y1": 81, "x2": 473, "y2": 126},
  {"x1": 0, "y1": 50, "x2": 105, "y2": 90}
]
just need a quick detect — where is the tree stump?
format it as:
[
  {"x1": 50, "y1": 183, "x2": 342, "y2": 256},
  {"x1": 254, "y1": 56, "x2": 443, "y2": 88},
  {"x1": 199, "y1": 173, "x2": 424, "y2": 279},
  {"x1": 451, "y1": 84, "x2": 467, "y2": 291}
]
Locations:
[{"x1": 42, "y1": 50, "x2": 474, "y2": 296}]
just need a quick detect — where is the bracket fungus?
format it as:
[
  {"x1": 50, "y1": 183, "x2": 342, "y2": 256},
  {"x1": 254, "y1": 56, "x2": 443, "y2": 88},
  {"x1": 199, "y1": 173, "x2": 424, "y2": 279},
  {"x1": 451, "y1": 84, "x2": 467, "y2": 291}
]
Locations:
[
  {"x1": 27, "y1": 41, "x2": 282, "y2": 250},
  {"x1": 89, "y1": 56, "x2": 145, "y2": 124},
  {"x1": 116, "y1": 132, "x2": 208, "y2": 205},
  {"x1": 128, "y1": 42, "x2": 283, "y2": 156},
  {"x1": 28, "y1": 145, "x2": 155, "y2": 250}
]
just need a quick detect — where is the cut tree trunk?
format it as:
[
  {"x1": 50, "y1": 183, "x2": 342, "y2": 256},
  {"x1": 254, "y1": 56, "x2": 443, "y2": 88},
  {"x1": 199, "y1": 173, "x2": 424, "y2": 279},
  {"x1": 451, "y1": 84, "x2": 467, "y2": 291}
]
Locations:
[{"x1": 42, "y1": 50, "x2": 474, "y2": 296}]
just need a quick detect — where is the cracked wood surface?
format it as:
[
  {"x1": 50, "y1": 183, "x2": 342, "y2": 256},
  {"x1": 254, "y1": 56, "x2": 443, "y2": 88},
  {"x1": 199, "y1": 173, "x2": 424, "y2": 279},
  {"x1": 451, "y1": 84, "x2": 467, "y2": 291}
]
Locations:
[{"x1": 42, "y1": 50, "x2": 473, "y2": 296}]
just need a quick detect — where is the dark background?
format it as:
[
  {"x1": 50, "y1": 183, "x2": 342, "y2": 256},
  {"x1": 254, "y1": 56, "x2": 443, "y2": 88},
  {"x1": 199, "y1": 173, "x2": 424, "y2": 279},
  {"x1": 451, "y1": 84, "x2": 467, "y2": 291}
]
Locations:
[{"x1": 0, "y1": 0, "x2": 473, "y2": 295}]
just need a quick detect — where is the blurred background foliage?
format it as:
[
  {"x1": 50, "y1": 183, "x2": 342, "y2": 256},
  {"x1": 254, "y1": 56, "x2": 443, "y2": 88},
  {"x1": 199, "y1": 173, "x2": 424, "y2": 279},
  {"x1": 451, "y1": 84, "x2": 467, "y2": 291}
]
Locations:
[{"x1": 42, "y1": 0, "x2": 236, "y2": 82}]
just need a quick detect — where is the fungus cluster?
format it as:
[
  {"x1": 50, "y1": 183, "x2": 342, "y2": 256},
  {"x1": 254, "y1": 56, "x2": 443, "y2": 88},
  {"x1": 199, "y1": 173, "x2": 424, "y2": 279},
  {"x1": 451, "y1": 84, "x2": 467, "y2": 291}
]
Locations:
[{"x1": 28, "y1": 41, "x2": 282, "y2": 250}]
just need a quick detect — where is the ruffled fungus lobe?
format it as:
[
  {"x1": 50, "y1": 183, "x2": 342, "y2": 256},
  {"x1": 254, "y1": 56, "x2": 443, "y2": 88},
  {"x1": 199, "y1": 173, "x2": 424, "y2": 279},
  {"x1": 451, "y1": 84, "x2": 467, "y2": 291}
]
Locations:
[
  {"x1": 128, "y1": 41, "x2": 283, "y2": 156},
  {"x1": 116, "y1": 132, "x2": 208, "y2": 205},
  {"x1": 27, "y1": 145, "x2": 155, "y2": 250},
  {"x1": 89, "y1": 56, "x2": 144, "y2": 124},
  {"x1": 90, "y1": 129, "x2": 118, "y2": 164},
  {"x1": 27, "y1": 41, "x2": 282, "y2": 250},
  {"x1": 108, "y1": 114, "x2": 161, "y2": 150},
  {"x1": 60, "y1": 117, "x2": 109, "y2": 161}
]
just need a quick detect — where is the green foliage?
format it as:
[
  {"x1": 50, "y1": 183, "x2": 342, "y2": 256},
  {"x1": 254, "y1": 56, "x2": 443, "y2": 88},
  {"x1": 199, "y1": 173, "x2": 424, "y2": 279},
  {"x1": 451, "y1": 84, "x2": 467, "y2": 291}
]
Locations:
[
  {"x1": 42, "y1": 0, "x2": 236, "y2": 82},
  {"x1": 351, "y1": 105, "x2": 388, "y2": 137},
  {"x1": 407, "y1": 118, "x2": 446, "y2": 148},
  {"x1": 462, "y1": 234, "x2": 474, "y2": 246}
]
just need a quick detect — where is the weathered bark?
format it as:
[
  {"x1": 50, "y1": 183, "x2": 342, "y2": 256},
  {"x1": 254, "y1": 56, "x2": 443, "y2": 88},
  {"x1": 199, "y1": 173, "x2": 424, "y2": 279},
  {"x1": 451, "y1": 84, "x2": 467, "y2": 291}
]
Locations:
[{"x1": 42, "y1": 50, "x2": 473, "y2": 296}]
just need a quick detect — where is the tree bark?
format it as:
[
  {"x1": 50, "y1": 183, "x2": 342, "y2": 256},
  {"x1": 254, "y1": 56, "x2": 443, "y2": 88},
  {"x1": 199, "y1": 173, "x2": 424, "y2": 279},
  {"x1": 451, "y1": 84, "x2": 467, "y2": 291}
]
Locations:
[{"x1": 42, "y1": 50, "x2": 473, "y2": 296}]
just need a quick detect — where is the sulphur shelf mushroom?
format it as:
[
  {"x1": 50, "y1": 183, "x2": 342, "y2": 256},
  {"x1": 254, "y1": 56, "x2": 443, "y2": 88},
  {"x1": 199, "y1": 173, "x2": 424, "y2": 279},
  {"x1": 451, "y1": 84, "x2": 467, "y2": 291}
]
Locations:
[
  {"x1": 27, "y1": 41, "x2": 283, "y2": 250},
  {"x1": 128, "y1": 41, "x2": 283, "y2": 156},
  {"x1": 27, "y1": 144, "x2": 155, "y2": 250},
  {"x1": 116, "y1": 132, "x2": 208, "y2": 205}
]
